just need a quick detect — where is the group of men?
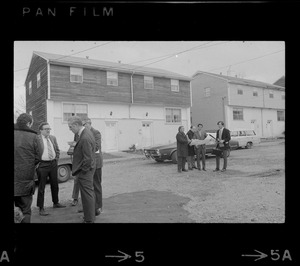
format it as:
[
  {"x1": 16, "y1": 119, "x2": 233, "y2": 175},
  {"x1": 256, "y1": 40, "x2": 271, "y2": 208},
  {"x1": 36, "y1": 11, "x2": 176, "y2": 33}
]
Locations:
[
  {"x1": 14, "y1": 113, "x2": 103, "y2": 223},
  {"x1": 176, "y1": 121, "x2": 231, "y2": 173}
]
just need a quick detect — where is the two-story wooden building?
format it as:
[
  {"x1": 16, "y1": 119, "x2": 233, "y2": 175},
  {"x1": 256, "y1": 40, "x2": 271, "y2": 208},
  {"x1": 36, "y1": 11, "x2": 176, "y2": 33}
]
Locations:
[
  {"x1": 191, "y1": 71, "x2": 285, "y2": 138},
  {"x1": 25, "y1": 51, "x2": 192, "y2": 152}
]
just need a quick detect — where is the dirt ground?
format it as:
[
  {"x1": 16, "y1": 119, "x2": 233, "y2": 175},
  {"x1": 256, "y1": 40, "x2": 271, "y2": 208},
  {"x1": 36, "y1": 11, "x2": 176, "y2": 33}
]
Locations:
[{"x1": 31, "y1": 140, "x2": 285, "y2": 223}]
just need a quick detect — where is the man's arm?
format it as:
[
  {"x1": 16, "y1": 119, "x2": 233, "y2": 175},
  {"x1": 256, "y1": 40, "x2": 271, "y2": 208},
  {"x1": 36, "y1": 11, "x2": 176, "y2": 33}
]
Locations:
[{"x1": 81, "y1": 138, "x2": 94, "y2": 172}]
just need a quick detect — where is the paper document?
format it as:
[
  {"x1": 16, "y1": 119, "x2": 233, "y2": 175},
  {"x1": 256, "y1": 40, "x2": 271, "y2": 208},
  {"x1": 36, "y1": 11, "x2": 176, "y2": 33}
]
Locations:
[{"x1": 190, "y1": 138, "x2": 212, "y2": 146}]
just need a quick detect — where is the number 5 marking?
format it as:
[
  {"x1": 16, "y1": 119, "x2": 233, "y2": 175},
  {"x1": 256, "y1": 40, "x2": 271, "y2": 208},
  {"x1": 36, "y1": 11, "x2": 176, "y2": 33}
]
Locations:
[{"x1": 135, "y1": 251, "x2": 145, "y2": 263}]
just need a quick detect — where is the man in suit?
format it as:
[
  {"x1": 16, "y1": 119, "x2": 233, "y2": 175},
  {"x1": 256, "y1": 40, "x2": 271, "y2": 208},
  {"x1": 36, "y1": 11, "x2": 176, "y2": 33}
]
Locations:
[
  {"x1": 68, "y1": 116, "x2": 96, "y2": 223},
  {"x1": 36, "y1": 122, "x2": 66, "y2": 215},
  {"x1": 14, "y1": 113, "x2": 39, "y2": 223},
  {"x1": 213, "y1": 121, "x2": 231, "y2": 172},
  {"x1": 194, "y1": 123, "x2": 208, "y2": 171},
  {"x1": 186, "y1": 126, "x2": 197, "y2": 170},
  {"x1": 72, "y1": 117, "x2": 103, "y2": 216},
  {"x1": 176, "y1": 126, "x2": 191, "y2": 173}
]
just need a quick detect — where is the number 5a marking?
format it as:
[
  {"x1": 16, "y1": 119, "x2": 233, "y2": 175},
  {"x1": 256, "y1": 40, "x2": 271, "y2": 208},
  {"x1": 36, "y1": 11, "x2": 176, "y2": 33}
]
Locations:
[{"x1": 135, "y1": 251, "x2": 145, "y2": 263}]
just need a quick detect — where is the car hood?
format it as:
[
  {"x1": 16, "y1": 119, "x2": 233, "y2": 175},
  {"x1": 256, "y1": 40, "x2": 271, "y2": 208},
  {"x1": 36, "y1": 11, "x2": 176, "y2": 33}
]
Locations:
[{"x1": 144, "y1": 142, "x2": 176, "y2": 150}]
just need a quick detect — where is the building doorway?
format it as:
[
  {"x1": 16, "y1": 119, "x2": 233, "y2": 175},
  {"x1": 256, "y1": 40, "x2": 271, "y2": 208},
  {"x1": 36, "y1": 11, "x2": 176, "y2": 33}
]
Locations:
[
  {"x1": 141, "y1": 122, "x2": 153, "y2": 148},
  {"x1": 266, "y1": 120, "x2": 273, "y2": 138},
  {"x1": 105, "y1": 121, "x2": 118, "y2": 151}
]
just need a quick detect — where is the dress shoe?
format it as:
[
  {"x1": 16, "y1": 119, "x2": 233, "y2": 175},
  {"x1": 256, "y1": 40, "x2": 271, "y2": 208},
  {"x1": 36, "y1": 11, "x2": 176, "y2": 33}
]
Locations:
[
  {"x1": 193, "y1": 166, "x2": 197, "y2": 169},
  {"x1": 221, "y1": 168, "x2": 226, "y2": 172},
  {"x1": 188, "y1": 168, "x2": 193, "y2": 170},
  {"x1": 213, "y1": 168, "x2": 220, "y2": 172},
  {"x1": 182, "y1": 169, "x2": 188, "y2": 172},
  {"x1": 53, "y1": 203, "x2": 66, "y2": 208},
  {"x1": 202, "y1": 168, "x2": 207, "y2": 171},
  {"x1": 198, "y1": 168, "x2": 201, "y2": 171},
  {"x1": 71, "y1": 199, "x2": 78, "y2": 206},
  {"x1": 39, "y1": 209, "x2": 49, "y2": 216},
  {"x1": 77, "y1": 209, "x2": 83, "y2": 213}
]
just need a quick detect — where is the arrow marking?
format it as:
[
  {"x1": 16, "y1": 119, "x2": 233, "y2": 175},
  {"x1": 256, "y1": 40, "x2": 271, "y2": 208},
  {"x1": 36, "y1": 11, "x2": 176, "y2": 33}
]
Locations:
[
  {"x1": 242, "y1": 250, "x2": 268, "y2": 261},
  {"x1": 105, "y1": 250, "x2": 131, "y2": 262}
]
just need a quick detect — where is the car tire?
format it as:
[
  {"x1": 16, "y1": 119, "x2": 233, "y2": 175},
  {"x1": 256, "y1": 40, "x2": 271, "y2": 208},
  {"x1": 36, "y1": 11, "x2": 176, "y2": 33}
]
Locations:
[
  {"x1": 57, "y1": 164, "x2": 71, "y2": 183},
  {"x1": 171, "y1": 151, "x2": 178, "y2": 164},
  {"x1": 246, "y1": 142, "x2": 253, "y2": 149},
  {"x1": 155, "y1": 159, "x2": 164, "y2": 163}
]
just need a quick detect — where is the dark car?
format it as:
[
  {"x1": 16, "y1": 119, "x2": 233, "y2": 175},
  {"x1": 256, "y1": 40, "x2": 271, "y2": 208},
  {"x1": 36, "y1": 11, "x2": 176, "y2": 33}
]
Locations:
[{"x1": 144, "y1": 133, "x2": 239, "y2": 164}]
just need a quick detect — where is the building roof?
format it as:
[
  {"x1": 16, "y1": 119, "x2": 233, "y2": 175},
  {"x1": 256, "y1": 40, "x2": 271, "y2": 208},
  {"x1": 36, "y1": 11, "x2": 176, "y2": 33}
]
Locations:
[
  {"x1": 193, "y1": 71, "x2": 285, "y2": 90},
  {"x1": 273, "y1": 76, "x2": 285, "y2": 87},
  {"x1": 32, "y1": 51, "x2": 192, "y2": 81}
]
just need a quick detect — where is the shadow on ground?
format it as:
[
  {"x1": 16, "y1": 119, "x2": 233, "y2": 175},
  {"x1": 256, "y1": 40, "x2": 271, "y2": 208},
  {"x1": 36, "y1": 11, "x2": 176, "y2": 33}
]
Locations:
[{"x1": 31, "y1": 190, "x2": 194, "y2": 223}]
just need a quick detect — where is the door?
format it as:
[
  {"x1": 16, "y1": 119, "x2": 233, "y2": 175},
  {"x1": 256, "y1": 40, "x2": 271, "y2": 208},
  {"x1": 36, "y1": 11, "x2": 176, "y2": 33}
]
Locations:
[
  {"x1": 266, "y1": 120, "x2": 273, "y2": 137},
  {"x1": 105, "y1": 121, "x2": 118, "y2": 151},
  {"x1": 141, "y1": 122, "x2": 153, "y2": 148}
]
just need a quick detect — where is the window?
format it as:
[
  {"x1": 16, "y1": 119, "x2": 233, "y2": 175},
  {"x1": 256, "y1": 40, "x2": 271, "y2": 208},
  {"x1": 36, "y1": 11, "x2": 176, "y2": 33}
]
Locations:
[
  {"x1": 253, "y1": 89, "x2": 258, "y2": 97},
  {"x1": 29, "y1": 81, "x2": 32, "y2": 95},
  {"x1": 281, "y1": 92, "x2": 285, "y2": 100},
  {"x1": 107, "y1": 71, "x2": 118, "y2": 86},
  {"x1": 239, "y1": 131, "x2": 246, "y2": 136},
  {"x1": 165, "y1": 108, "x2": 181, "y2": 123},
  {"x1": 171, "y1": 79, "x2": 179, "y2": 92},
  {"x1": 237, "y1": 89, "x2": 243, "y2": 95},
  {"x1": 63, "y1": 103, "x2": 88, "y2": 122},
  {"x1": 245, "y1": 130, "x2": 255, "y2": 136},
  {"x1": 204, "y1": 87, "x2": 211, "y2": 97},
  {"x1": 144, "y1": 76, "x2": 154, "y2": 89},
  {"x1": 37, "y1": 72, "x2": 41, "y2": 88},
  {"x1": 233, "y1": 108, "x2": 244, "y2": 120},
  {"x1": 277, "y1": 110, "x2": 285, "y2": 121},
  {"x1": 70, "y1": 67, "x2": 83, "y2": 83},
  {"x1": 269, "y1": 90, "x2": 274, "y2": 98}
]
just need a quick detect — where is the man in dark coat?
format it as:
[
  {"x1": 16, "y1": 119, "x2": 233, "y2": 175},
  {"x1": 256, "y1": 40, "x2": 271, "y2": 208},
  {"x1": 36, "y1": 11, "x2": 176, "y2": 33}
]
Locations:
[
  {"x1": 194, "y1": 123, "x2": 208, "y2": 171},
  {"x1": 68, "y1": 116, "x2": 96, "y2": 223},
  {"x1": 14, "y1": 113, "x2": 39, "y2": 223},
  {"x1": 72, "y1": 117, "x2": 103, "y2": 216},
  {"x1": 213, "y1": 121, "x2": 231, "y2": 172},
  {"x1": 186, "y1": 126, "x2": 197, "y2": 170},
  {"x1": 176, "y1": 126, "x2": 191, "y2": 173}
]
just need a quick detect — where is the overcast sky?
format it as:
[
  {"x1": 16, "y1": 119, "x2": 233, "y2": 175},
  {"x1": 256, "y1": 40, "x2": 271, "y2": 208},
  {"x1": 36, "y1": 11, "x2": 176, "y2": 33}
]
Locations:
[{"x1": 14, "y1": 41, "x2": 285, "y2": 112}]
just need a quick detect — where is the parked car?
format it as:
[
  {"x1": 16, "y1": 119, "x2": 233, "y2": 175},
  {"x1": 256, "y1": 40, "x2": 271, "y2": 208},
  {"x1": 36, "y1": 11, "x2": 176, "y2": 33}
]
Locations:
[
  {"x1": 144, "y1": 134, "x2": 239, "y2": 164},
  {"x1": 34, "y1": 153, "x2": 73, "y2": 183},
  {"x1": 230, "y1": 129, "x2": 260, "y2": 149}
]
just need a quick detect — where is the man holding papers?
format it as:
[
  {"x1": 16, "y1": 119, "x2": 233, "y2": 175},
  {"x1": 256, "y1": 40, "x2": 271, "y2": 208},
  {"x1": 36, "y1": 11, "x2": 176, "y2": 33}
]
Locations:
[{"x1": 194, "y1": 124, "x2": 208, "y2": 171}]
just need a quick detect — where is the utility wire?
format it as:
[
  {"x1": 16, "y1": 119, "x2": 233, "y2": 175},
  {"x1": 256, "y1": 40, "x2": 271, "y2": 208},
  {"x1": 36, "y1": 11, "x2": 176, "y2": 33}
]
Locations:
[{"x1": 14, "y1": 41, "x2": 113, "y2": 73}]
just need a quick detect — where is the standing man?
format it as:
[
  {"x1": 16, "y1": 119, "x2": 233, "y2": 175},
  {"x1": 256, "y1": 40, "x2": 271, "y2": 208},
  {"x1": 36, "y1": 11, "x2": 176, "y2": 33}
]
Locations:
[
  {"x1": 68, "y1": 116, "x2": 96, "y2": 223},
  {"x1": 176, "y1": 126, "x2": 191, "y2": 173},
  {"x1": 194, "y1": 124, "x2": 208, "y2": 171},
  {"x1": 213, "y1": 121, "x2": 231, "y2": 172},
  {"x1": 36, "y1": 122, "x2": 66, "y2": 216},
  {"x1": 186, "y1": 126, "x2": 197, "y2": 170},
  {"x1": 14, "y1": 113, "x2": 39, "y2": 223},
  {"x1": 72, "y1": 117, "x2": 103, "y2": 216}
]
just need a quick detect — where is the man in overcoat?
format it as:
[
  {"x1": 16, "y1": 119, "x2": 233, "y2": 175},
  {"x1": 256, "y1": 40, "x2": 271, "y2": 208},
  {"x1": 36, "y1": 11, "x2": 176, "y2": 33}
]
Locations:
[
  {"x1": 186, "y1": 126, "x2": 197, "y2": 170},
  {"x1": 72, "y1": 117, "x2": 103, "y2": 216},
  {"x1": 68, "y1": 116, "x2": 96, "y2": 223},
  {"x1": 213, "y1": 121, "x2": 231, "y2": 172},
  {"x1": 176, "y1": 126, "x2": 191, "y2": 173},
  {"x1": 14, "y1": 113, "x2": 39, "y2": 223}
]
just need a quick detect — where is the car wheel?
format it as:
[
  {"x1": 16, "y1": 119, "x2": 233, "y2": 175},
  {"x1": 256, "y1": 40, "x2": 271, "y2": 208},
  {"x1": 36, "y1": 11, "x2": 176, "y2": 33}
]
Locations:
[
  {"x1": 155, "y1": 159, "x2": 164, "y2": 163},
  {"x1": 246, "y1": 142, "x2": 253, "y2": 149},
  {"x1": 57, "y1": 164, "x2": 71, "y2": 183},
  {"x1": 171, "y1": 151, "x2": 177, "y2": 164}
]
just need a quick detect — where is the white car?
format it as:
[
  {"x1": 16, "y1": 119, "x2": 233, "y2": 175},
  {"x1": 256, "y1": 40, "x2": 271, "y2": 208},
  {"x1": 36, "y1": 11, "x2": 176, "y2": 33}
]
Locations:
[{"x1": 230, "y1": 129, "x2": 260, "y2": 149}]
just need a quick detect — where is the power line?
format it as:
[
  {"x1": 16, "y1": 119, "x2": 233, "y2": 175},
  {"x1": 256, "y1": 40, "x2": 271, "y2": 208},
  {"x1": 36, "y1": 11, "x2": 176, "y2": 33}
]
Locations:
[
  {"x1": 14, "y1": 41, "x2": 114, "y2": 73},
  {"x1": 207, "y1": 49, "x2": 285, "y2": 73}
]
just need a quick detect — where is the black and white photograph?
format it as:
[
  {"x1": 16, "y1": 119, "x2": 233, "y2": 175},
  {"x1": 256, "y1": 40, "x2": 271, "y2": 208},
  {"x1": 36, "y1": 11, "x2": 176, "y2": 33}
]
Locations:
[{"x1": 6, "y1": 0, "x2": 298, "y2": 265}]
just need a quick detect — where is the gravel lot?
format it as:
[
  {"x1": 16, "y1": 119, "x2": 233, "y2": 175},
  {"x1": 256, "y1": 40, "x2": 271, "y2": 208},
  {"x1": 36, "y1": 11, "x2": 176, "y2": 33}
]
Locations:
[{"x1": 31, "y1": 140, "x2": 285, "y2": 223}]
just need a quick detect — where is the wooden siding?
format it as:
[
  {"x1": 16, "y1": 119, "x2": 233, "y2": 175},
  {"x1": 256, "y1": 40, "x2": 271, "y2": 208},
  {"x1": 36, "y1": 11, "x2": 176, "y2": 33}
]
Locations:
[
  {"x1": 49, "y1": 64, "x2": 190, "y2": 107},
  {"x1": 25, "y1": 55, "x2": 48, "y2": 132},
  {"x1": 132, "y1": 74, "x2": 190, "y2": 107}
]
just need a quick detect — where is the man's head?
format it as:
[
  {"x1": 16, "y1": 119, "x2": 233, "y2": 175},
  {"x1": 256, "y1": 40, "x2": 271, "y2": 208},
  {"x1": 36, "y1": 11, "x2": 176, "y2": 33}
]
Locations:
[
  {"x1": 68, "y1": 116, "x2": 83, "y2": 134},
  {"x1": 190, "y1": 125, "x2": 197, "y2": 132},
  {"x1": 178, "y1": 126, "x2": 185, "y2": 133},
  {"x1": 39, "y1": 122, "x2": 51, "y2": 137},
  {"x1": 217, "y1": 121, "x2": 224, "y2": 129},
  {"x1": 16, "y1": 113, "x2": 33, "y2": 129},
  {"x1": 82, "y1": 117, "x2": 92, "y2": 130},
  {"x1": 197, "y1": 123, "x2": 203, "y2": 130}
]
